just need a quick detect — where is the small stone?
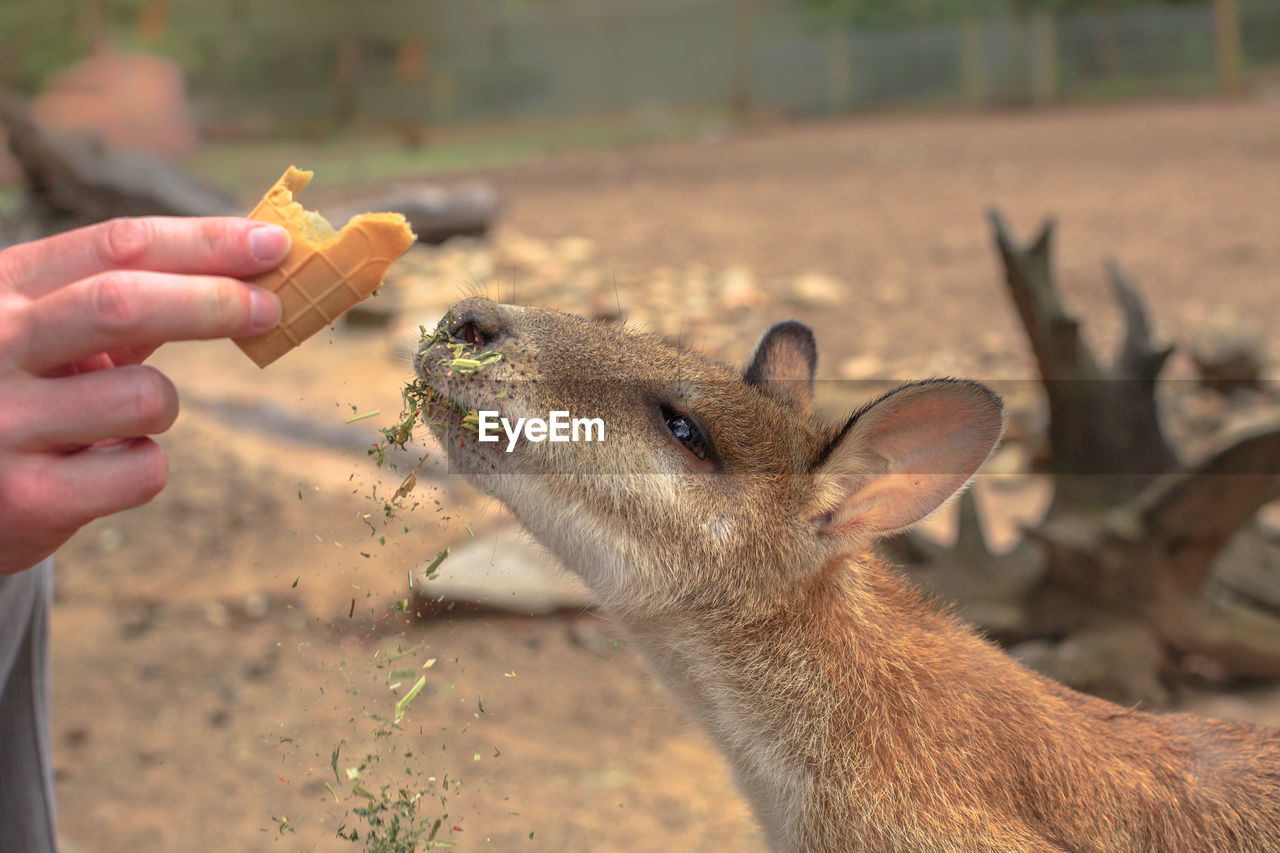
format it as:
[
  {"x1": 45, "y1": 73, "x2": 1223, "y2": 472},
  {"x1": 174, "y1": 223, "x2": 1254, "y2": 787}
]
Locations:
[
  {"x1": 1189, "y1": 307, "x2": 1267, "y2": 389},
  {"x1": 940, "y1": 225, "x2": 969, "y2": 251},
  {"x1": 876, "y1": 282, "x2": 906, "y2": 306},
  {"x1": 343, "y1": 286, "x2": 401, "y2": 329},
  {"x1": 979, "y1": 330, "x2": 1007, "y2": 355},
  {"x1": 414, "y1": 524, "x2": 592, "y2": 614},
  {"x1": 678, "y1": 272, "x2": 711, "y2": 316},
  {"x1": 984, "y1": 442, "x2": 1030, "y2": 480},
  {"x1": 203, "y1": 600, "x2": 230, "y2": 628},
  {"x1": 456, "y1": 248, "x2": 494, "y2": 282},
  {"x1": 498, "y1": 231, "x2": 554, "y2": 272},
  {"x1": 97, "y1": 526, "x2": 124, "y2": 553},
  {"x1": 1258, "y1": 502, "x2": 1280, "y2": 543},
  {"x1": 1218, "y1": 401, "x2": 1280, "y2": 443},
  {"x1": 838, "y1": 354, "x2": 885, "y2": 380},
  {"x1": 587, "y1": 275, "x2": 626, "y2": 322},
  {"x1": 791, "y1": 271, "x2": 844, "y2": 306},
  {"x1": 681, "y1": 266, "x2": 713, "y2": 304},
  {"x1": 243, "y1": 592, "x2": 269, "y2": 621},
  {"x1": 647, "y1": 268, "x2": 677, "y2": 303},
  {"x1": 556, "y1": 236, "x2": 595, "y2": 266},
  {"x1": 715, "y1": 267, "x2": 767, "y2": 311}
]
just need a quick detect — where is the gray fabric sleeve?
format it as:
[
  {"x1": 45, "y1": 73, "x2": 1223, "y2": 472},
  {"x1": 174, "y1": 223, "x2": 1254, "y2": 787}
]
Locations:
[{"x1": 0, "y1": 558, "x2": 57, "y2": 853}]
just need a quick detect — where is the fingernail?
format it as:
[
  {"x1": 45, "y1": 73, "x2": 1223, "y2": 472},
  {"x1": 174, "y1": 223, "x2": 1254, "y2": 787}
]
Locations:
[
  {"x1": 248, "y1": 289, "x2": 281, "y2": 332},
  {"x1": 248, "y1": 224, "x2": 290, "y2": 263}
]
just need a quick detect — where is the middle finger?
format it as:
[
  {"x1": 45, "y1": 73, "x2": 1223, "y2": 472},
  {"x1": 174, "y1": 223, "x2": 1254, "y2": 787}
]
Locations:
[{"x1": 5, "y1": 366, "x2": 179, "y2": 450}]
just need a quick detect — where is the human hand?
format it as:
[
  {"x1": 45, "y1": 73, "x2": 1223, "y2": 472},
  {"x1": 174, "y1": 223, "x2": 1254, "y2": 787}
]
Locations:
[{"x1": 0, "y1": 217, "x2": 290, "y2": 575}]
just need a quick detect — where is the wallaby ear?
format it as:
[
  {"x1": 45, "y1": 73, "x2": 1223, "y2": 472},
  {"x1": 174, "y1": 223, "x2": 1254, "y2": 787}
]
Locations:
[
  {"x1": 811, "y1": 380, "x2": 1004, "y2": 538},
  {"x1": 744, "y1": 321, "x2": 818, "y2": 412}
]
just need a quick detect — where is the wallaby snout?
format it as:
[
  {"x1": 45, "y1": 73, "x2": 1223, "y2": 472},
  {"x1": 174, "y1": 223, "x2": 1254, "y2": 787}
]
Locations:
[
  {"x1": 413, "y1": 296, "x2": 511, "y2": 375},
  {"x1": 447, "y1": 300, "x2": 507, "y2": 347}
]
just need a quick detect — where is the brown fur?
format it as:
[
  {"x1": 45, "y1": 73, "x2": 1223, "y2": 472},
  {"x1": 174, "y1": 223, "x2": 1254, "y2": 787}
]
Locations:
[{"x1": 415, "y1": 297, "x2": 1280, "y2": 852}]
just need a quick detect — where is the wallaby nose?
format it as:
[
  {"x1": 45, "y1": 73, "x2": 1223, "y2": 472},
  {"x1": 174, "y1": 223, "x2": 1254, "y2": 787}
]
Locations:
[{"x1": 448, "y1": 299, "x2": 505, "y2": 347}]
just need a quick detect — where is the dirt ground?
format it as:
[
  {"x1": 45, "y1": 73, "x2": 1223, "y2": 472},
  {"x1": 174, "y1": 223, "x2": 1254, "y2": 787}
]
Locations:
[{"x1": 51, "y1": 99, "x2": 1280, "y2": 852}]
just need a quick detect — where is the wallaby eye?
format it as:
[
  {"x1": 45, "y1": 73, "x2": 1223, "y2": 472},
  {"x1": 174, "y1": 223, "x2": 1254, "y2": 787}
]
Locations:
[{"x1": 661, "y1": 406, "x2": 709, "y2": 461}]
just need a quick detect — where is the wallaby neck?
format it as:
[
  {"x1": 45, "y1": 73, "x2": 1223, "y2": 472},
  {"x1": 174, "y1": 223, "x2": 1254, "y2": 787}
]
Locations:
[{"x1": 617, "y1": 554, "x2": 1280, "y2": 852}]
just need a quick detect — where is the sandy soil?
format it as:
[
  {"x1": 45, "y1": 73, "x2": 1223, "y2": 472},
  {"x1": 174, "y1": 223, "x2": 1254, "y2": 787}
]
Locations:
[{"x1": 50, "y1": 99, "x2": 1280, "y2": 852}]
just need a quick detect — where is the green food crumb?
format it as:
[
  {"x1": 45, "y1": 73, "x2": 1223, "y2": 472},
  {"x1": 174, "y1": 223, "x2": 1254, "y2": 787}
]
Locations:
[
  {"x1": 421, "y1": 548, "x2": 449, "y2": 580},
  {"x1": 394, "y1": 676, "x2": 428, "y2": 723}
]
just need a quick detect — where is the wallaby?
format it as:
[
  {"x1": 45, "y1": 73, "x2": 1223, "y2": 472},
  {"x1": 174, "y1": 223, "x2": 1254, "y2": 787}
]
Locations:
[{"x1": 414, "y1": 296, "x2": 1280, "y2": 852}]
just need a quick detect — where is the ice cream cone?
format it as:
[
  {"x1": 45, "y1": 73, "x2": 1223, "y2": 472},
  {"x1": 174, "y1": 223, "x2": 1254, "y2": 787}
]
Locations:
[{"x1": 234, "y1": 166, "x2": 416, "y2": 367}]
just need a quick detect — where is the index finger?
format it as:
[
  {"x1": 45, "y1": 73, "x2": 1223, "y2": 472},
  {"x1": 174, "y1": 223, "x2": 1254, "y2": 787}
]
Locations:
[{"x1": 0, "y1": 216, "x2": 291, "y2": 298}]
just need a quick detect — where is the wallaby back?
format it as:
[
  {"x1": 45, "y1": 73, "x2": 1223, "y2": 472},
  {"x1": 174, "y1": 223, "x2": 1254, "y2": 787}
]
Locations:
[{"x1": 414, "y1": 297, "x2": 1280, "y2": 852}]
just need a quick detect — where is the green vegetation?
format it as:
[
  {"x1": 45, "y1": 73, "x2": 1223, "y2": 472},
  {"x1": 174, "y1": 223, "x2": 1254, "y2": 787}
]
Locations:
[
  {"x1": 3, "y1": 0, "x2": 1265, "y2": 163},
  {"x1": 338, "y1": 785, "x2": 452, "y2": 852},
  {"x1": 333, "y1": 650, "x2": 458, "y2": 852},
  {"x1": 804, "y1": 0, "x2": 1211, "y2": 27},
  {"x1": 184, "y1": 114, "x2": 714, "y2": 196},
  {"x1": 365, "y1": 319, "x2": 501, "y2": 517}
]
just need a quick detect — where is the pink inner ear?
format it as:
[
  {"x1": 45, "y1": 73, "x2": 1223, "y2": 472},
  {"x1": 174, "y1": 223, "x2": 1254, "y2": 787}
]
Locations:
[
  {"x1": 818, "y1": 382, "x2": 1004, "y2": 536},
  {"x1": 829, "y1": 472, "x2": 977, "y2": 536},
  {"x1": 869, "y1": 400, "x2": 994, "y2": 475}
]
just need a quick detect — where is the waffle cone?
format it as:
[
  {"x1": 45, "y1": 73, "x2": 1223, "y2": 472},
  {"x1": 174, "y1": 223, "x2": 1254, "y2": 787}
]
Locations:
[{"x1": 233, "y1": 166, "x2": 416, "y2": 367}]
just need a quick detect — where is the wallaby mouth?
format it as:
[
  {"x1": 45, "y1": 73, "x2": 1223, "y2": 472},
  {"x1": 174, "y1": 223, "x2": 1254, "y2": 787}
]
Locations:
[{"x1": 410, "y1": 310, "x2": 507, "y2": 450}]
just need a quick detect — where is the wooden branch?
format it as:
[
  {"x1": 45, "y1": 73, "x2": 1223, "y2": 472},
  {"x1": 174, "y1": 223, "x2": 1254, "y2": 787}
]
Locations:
[
  {"x1": 1157, "y1": 592, "x2": 1280, "y2": 680},
  {"x1": 906, "y1": 539, "x2": 1045, "y2": 639},
  {"x1": 903, "y1": 210, "x2": 1280, "y2": 697},
  {"x1": 331, "y1": 182, "x2": 499, "y2": 246},
  {"x1": 1104, "y1": 259, "x2": 1179, "y2": 477},
  {"x1": 988, "y1": 209, "x2": 1100, "y2": 383},
  {"x1": 952, "y1": 488, "x2": 991, "y2": 563},
  {"x1": 1032, "y1": 425, "x2": 1280, "y2": 605},
  {"x1": 1137, "y1": 424, "x2": 1280, "y2": 592},
  {"x1": 1209, "y1": 527, "x2": 1280, "y2": 616},
  {"x1": 0, "y1": 89, "x2": 230, "y2": 231},
  {"x1": 1107, "y1": 259, "x2": 1174, "y2": 381},
  {"x1": 988, "y1": 209, "x2": 1176, "y2": 507},
  {"x1": 1142, "y1": 425, "x2": 1280, "y2": 539}
]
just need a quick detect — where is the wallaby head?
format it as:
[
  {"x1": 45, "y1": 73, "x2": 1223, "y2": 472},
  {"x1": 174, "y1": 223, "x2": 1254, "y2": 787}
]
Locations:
[
  {"x1": 413, "y1": 296, "x2": 1003, "y2": 619},
  {"x1": 414, "y1": 297, "x2": 1280, "y2": 852}
]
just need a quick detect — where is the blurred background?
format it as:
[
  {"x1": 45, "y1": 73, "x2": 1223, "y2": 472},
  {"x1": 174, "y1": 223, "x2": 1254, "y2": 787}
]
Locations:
[
  {"x1": 3, "y1": 2, "x2": 1279, "y2": 852},
  {"x1": 4, "y1": 0, "x2": 1279, "y2": 182}
]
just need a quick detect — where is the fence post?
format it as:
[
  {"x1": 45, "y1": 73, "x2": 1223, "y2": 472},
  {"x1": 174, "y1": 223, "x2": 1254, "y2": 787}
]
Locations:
[
  {"x1": 137, "y1": 0, "x2": 168, "y2": 41},
  {"x1": 961, "y1": 19, "x2": 987, "y2": 106},
  {"x1": 426, "y1": 0, "x2": 459, "y2": 122},
  {"x1": 333, "y1": 37, "x2": 362, "y2": 127},
  {"x1": 728, "y1": 0, "x2": 755, "y2": 120},
  {"x1": 827, "y1": 30, "x2": 854, "y2": 114},
  {"x1": 394, "y1": 36, "x2": 429, "y2": 145},
  {"x1": 1214, "y1": 0, "x2": 1243, "y2": 93},
  {"x1": 1030, "y1": 10, "x2": 1057, "y2": 105},
  {"x1": 77, "y1": 0, "x2": 105, "y2": 46}
]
